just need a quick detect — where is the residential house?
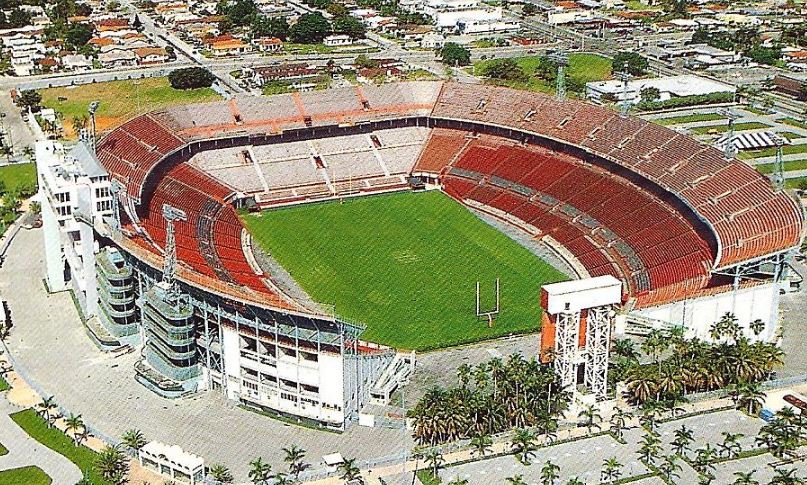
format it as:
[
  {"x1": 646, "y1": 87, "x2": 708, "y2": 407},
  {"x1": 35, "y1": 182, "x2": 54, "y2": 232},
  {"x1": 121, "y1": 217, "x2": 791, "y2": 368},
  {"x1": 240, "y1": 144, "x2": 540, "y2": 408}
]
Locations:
[{"x1": 254, "y1": 37, "x2": 283, "y2": 53}]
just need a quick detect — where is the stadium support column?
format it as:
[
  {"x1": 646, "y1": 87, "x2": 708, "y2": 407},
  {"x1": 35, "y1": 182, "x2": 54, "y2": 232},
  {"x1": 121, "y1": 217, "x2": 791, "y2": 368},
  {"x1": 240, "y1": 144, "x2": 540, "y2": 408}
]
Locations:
[
  {"x1": 554, "y1": 310, "x2": 580, "y2": 391},
  {"x1": 541, "y1": 276, "x2": 621, "y2": 400},
  {"x1": 584, "y1": 306, "x2": 611, "y2": 398}
]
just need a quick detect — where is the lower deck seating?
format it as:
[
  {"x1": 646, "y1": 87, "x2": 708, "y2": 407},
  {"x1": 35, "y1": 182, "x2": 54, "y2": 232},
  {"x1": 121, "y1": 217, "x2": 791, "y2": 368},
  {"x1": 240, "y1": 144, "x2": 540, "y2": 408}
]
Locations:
[
  {"x1": 136, "y1": 162, "x2": 276, "y2": 296},
  {"x1": 436, "y1": 136, "x2": 714, "y2": 301}
]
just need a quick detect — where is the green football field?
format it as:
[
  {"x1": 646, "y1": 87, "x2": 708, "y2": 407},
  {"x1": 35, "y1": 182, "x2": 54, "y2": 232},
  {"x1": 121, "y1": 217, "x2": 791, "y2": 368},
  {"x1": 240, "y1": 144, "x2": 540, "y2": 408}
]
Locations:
[{"x1": 242, "y1": 191, "x2": 567, "y2": 350}]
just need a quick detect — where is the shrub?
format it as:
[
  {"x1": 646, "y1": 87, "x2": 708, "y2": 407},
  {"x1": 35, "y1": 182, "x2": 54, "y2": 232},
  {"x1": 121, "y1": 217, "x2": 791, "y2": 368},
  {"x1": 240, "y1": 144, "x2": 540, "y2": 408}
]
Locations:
[{"x1": 168, "y1": 67, "x2": 215, "y2": 90}]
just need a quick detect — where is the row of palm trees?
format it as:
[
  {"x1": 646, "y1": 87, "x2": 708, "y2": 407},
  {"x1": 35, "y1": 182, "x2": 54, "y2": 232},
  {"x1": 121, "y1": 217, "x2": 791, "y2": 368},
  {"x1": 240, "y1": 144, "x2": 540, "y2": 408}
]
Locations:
[
  {"x1": 619, "y1": 314, "x2": 784, "y2": 406},
  {"x1": 407, "y1": 353, "x2": 571, "y2": 445}
]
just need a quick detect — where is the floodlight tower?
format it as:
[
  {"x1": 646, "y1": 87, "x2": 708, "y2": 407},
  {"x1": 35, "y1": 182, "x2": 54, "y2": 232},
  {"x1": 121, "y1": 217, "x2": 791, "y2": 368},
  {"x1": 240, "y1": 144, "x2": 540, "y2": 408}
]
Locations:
[
  {"x1": 719, "y1": 108, "x2": 739, "y2": 159},
  {"x1": 161, "y1": 203, "x2": 187, "y2": 292},
  {"x1": 772, "y1": 135, "x2": 786, "y2": 191},
  {"x1": 109, "y1": 179, "x2": 125, "y2": 231},
  {"x1": 617, "y1": 72, "x2": 632, "y2": 118},
  {"x1": 551, "y1": 50, "x2": 569, "y2": 101},
  {"x1": 88, "y1": 101, "x2": 100, "y2": 153}
]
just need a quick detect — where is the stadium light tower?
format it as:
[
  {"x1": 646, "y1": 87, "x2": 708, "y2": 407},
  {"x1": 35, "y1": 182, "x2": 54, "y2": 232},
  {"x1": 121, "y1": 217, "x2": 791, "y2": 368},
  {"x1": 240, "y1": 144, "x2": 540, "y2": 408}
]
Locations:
[
  {"x1": 109, "y1": 179, "x2": 124, "y2": 231},
  {"x1": 719, "y1": 108, "x2": 739, "y2": 159},
  {"x1": 551, "y1": 50, "x2": 569, "y2": 101},
  {"x1": 616, "y1": 72, "x2": 632, "y2": 118},
  {"x1": 161, "y1": 204, "x2": 187, "y2": 293},
  {"x1": 88, "y1": 101, "x2": 100, "y2": 153},
  {"x1": 772, "y1": 135, "x2": 786, "y2": 191}
]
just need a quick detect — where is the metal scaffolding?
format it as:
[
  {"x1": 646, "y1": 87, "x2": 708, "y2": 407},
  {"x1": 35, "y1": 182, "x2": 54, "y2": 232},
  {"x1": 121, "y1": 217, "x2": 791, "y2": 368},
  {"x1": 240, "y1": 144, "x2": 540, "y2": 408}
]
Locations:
[
  {"x1": 554, "y1": 310, "x2": 580, "y2": 391},
  {"x1": 584, "y1": 306, "x2": 612, "y2": 399}
]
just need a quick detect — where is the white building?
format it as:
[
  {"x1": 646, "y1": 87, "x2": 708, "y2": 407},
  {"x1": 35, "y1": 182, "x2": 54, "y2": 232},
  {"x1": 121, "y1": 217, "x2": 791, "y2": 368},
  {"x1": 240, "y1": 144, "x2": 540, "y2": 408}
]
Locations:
[
  {"x1": 139, "y1": 442, "x2": 205, "y2": 484},
  {"x1": 323, "y1": 34, "x2": 352, "y2": 47},
  {"x1": 37, "y1": 140, "x2": 114, "y2": 318},
  {"x1": 456, "y1": 17, "x2": 520, "y2": 34},
  {"x1": 585, "y1": 74, "x2": 735, "y2": 105}
]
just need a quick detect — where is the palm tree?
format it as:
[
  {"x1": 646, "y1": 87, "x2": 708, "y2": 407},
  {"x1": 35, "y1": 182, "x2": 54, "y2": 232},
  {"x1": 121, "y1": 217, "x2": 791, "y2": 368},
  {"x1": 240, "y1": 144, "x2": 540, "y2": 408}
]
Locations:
[
  {"x1": 457, "y1": 364, "x2": 472, "y2": 388},
  {"x1": 671, "y1": 424, "x2": 694, "y2": 456},
  {"x1": 770, "y1": 467, "x2": 802, "y2": 485},
  {"x1": 272, "y1": 473, "x2": 295, "y2": 485},
  {"x1": 609, "y1": 408, "x2": 629, "y2": 441},
  {"x1": 566, "y1": 479, "x2": 585, "y2": 485},
  {"x1": 283, "y1": 445, "x2": 308, "y2": 478},
  {"x1": 748, "y1": 319, "x2": 765, "y2": 337},
  {"x1": 719, "y1": 432, "x2": 743, "y2": 459},
  {"x1": 637, "y1": 431, "x2": 661, "y2": 465},
  {"x1": 64, "y1": 413, "x2": 85, "y2": 445},
  {"x1": 338, "y1": 458, "x2": 363, "y2": 484},
  {"x1": 693, "y1": 445, "x2": 717, "y2": 475},
  {"x1": 732, "y1": 470, "x2": 758, "y2": 485},
  {"x1": 737, "y1": 382, "x2": 766, "y2": 415},
  {"x1": 37, "y1": 396, "x2": 58, "y2": 426},
  {"x1": 540, "y1": 460, "x2": 560, "y2": 485},
  {"x1": 22, "y1": 146, "x2": 34, "y2": 161},
  {"x1": 121, "y1": 429, "x2": 147, "y2": 451},
  {"x1": 577, "y1": 404, "x2": 602, "y2": 433},
  {"x1": 248, "y1": 457, "x2": 272, "y2": 485},
  {"x1": 424, "y1": 448, "x2": 444, "y2": 478},
  {"x1": 506, "y1": 474, "x2": 527, "y2": 485},
  {"x1": 95, "y1": 444, "x2": 128, "y2": 484},
  {"x1": 600, "y1": 457, "x2": 622, "y2": 481},
  {"x1": 511, "y1": 428, "x2": 537, "y2": 465},
  {"x1": 470, "y1": 432, "x2": 492, "y2": 457},
  {"x1": 208, "y1": 463, "x2": 234, "y2": 484},
  {"x1": 659, "y1": 455, "x2": 681, "y2": 482},
  {"x1": 447, "y1": 478, "x2": 469, "y2": 485}
]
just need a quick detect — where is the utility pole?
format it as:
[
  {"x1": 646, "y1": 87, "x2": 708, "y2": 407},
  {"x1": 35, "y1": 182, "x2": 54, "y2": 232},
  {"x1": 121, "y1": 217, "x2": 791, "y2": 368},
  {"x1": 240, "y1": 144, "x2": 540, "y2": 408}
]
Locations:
[
  {"x1": 617, "y1": 71, "x2": 632, "y2": 118},
  {"x1": 772, "y1": 135, "x2": 785, "y2": 191}
]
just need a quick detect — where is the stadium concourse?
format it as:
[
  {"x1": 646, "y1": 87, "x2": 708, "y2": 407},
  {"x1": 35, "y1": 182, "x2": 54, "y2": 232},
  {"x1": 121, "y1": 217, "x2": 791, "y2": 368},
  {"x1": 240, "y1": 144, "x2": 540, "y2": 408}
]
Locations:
[{"x1": 33, "y1": 79, "x2": 802, "y2": 434}]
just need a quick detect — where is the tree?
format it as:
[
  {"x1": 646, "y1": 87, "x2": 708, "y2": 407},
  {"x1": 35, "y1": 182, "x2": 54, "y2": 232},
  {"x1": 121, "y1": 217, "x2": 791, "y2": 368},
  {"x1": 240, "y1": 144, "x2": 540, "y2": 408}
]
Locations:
[
  {"x1": 522, "y1": 3, "x2": 537, "y2": 15},
  {"x1": 480, "y1": 58, "x2": 526, "y2": 82},
  {"x1": 252, "y1": 16, "x2": 288, "y2": 40},
  {"x1": 731, "y1": 471, "x2": 759, "y2": 485},
  {"x1": 64, "y1": 413, "x2": 85, "y2": 445},
  {"x1": 332, "y1": 15, "x2": 366, "y2": 39},
  {"x1": 121, "y1": 428, "x2": 146, "y2": 450},
  {"x1": 37, "y1": 396, "x2": 58, "y2": 426},
  {"x1": 511, "y1": 428, "x2": 537, "y2": 465},
  {"x1": 338, "y1": 457, "x2": 362, "y2": 484},
  {"x1": 248, "y1": 457, "x2": 272, "y2": 485},
  {"x1": 470, "y1": 432, "x2": 492, "y2": 457},
  {"x1": 424, "y1": 448, "x2": 444, "y2": 478},
  {"x1": 208, "y1": 463, "x2": 234, "y2": 483},
  {"x1": 601, "y1": 457, "x2": 622, "y2": 481},
  {"x1": 17, "y1": 90, "x2": 42, "y2": 112},
  {"x1": 736, "y1": 382, "x2": 765, "y2": 415},
  {"x1": 577, "y1": 404, "x2": 602, "y2": 433},
  {"x1": 540, "y1": 461, "x2": 560, "y2": 485},
  {"x1": 612, "y1": 51, "x2": 648, "y2": 76},
  {"x1": 659, "y1": 455, "x2": 681, "y2": 482},
  {"x1": 65, "y1": 22, "x2": 94, "y2": 49},
  {"x1": 770, "y1": 468, "x2": 802, "y2": 485},
  {"x1": 609, "y1": 408, "x2": 629, "y2": 441},
  {"x1": 640, "y1": 86, "x2": 660, "y2": 103},
  {"x1": 272, "y1": 473, "x2": 295, "y2": 485},
  {"x1": 671, "y1": 424, "x2": 694, "y2": 456},
  {"x1": 749, "y1": 319, "x2": 765, "y2": 337},
  {"x1": 95, "y1": 445, "x2": 128, "y2": 485},
  {"x1": 440, "y1": 43, "x2": 471, "y2": 67},
  {"x1": 168, "y1": 67, "x2": 215, "y2": 90},
  {"x1": 289, "y1": 13, "x2": 331, "y2": 44},
  {"x1": 354, "y1": 55, "x2": 378, "y2": 69},
  {"x1": 283, "y1": 444, "x2": 308, "y2": 478},
  {"x1": 448, "y1": 479, "x2": 470, "y2": 485},
  {"x1": 719, "y1": 431, "x2": 743, "y2": 459},
  {"x1": 506, "y1": 474, "x2": 527, "y2": 485},
  {"x1": 6, "y1": 9, "x2": 31, "y2": 28},
  {"x1": 71, "y1": 115, "x2": 88, "y2": 136},
  {"x1": 223, "y1": 0, "x2": 257, "y2": 26}
]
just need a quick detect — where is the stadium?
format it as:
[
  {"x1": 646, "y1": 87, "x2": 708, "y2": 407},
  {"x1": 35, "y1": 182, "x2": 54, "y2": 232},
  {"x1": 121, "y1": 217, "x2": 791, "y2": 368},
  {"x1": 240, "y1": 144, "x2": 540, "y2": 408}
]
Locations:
[{"x1": 37, "y1": 80, "x2": 803, "y2": 429}]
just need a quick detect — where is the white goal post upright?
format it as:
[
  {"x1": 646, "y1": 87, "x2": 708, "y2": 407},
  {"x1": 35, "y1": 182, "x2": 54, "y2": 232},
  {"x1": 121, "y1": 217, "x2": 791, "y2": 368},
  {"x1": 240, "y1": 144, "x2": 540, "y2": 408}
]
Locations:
[
  {"x1": 540, "y1": 275, "x2": 621, "y2": 399},
  {"x1": 476, "y1": 278, "x2": 500, "y2": 326}
]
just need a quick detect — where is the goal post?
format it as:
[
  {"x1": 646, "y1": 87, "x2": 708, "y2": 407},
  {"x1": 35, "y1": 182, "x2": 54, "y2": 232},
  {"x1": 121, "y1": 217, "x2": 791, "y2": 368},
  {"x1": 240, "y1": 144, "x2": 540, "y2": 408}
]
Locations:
[{"x1": 476, "y1": 278, "x2": 500, "y2": 327}]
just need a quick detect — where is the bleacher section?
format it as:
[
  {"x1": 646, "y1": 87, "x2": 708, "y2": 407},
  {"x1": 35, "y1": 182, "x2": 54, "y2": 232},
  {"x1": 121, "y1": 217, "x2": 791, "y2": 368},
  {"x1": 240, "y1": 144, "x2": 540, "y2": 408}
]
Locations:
[
  {"x1": 135, "y1": 162, "x2": 283, "y2": 301},
  {"x1": 434, "y1": 134, "x2": 714, "y2": 305},
  {"x1": 430, "y1": 82, "x2": 802, "y2": 269}
]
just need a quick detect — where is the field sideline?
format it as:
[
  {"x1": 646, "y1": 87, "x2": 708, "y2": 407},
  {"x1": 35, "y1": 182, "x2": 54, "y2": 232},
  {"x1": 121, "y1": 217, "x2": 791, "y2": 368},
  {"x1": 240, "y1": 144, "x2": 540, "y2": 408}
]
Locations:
[{"x1": 243, "y1": 191, "x2": 567, "y2": 350}]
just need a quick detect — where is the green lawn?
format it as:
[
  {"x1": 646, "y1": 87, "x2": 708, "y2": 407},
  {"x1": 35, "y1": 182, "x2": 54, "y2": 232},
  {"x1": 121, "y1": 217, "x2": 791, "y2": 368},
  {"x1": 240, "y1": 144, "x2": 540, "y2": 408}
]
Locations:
[
  {"x1": 0, "y1": 163, "x2": 36, "y2": 194},
  {"x1": 780, "y1": 132, "x2": 804, "y2": 141},
  {"x1": 0, "y1": 466, "x2": 51, "y2": 485},
  {"x1": 654, "y1": 113, "x2": 724, "y2": 126},
  {"x1": 243, "y1": 191, "x2": 567, "y2": 350},
  {"x1": 739, "y1": 143, "x2": 807, "y2": 160},
  {"x1": 780, "y1": 118, "x2": 807, "y2": 130},
  {"x1": 474, "y1": 53, "x2": 613, "y2": 95},
  {"x1": 690, "y1": 122, "x2": 770, "y2": 135},
  {"x1": 786, "y1": 176, "x2": 807, "y2": 189},
  {"x1": 0, "y1": 375, "x2": 9, "y2": 392},
  {"x1": 743, "y1": 105, "x2": 769, "y2": 116},
  {"x1": 39, "y1": 77, "x2": 220, "y2": 139},
  {"x1": 755, "y1": 159, "x2": 807, "y2": 174},
  {"x1": 9, "y1": 409, "x2": 106, "y2": 484},
  {"x1": 0, "y1": 441, "x2": 7, "y2": 456}
]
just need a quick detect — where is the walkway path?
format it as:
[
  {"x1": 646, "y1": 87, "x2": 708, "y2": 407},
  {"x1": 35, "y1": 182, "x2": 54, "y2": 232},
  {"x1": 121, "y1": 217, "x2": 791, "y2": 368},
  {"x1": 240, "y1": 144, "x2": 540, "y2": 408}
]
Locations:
[{"x1": 0, "y1": 394, "x2": 82, "y2": 485}]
